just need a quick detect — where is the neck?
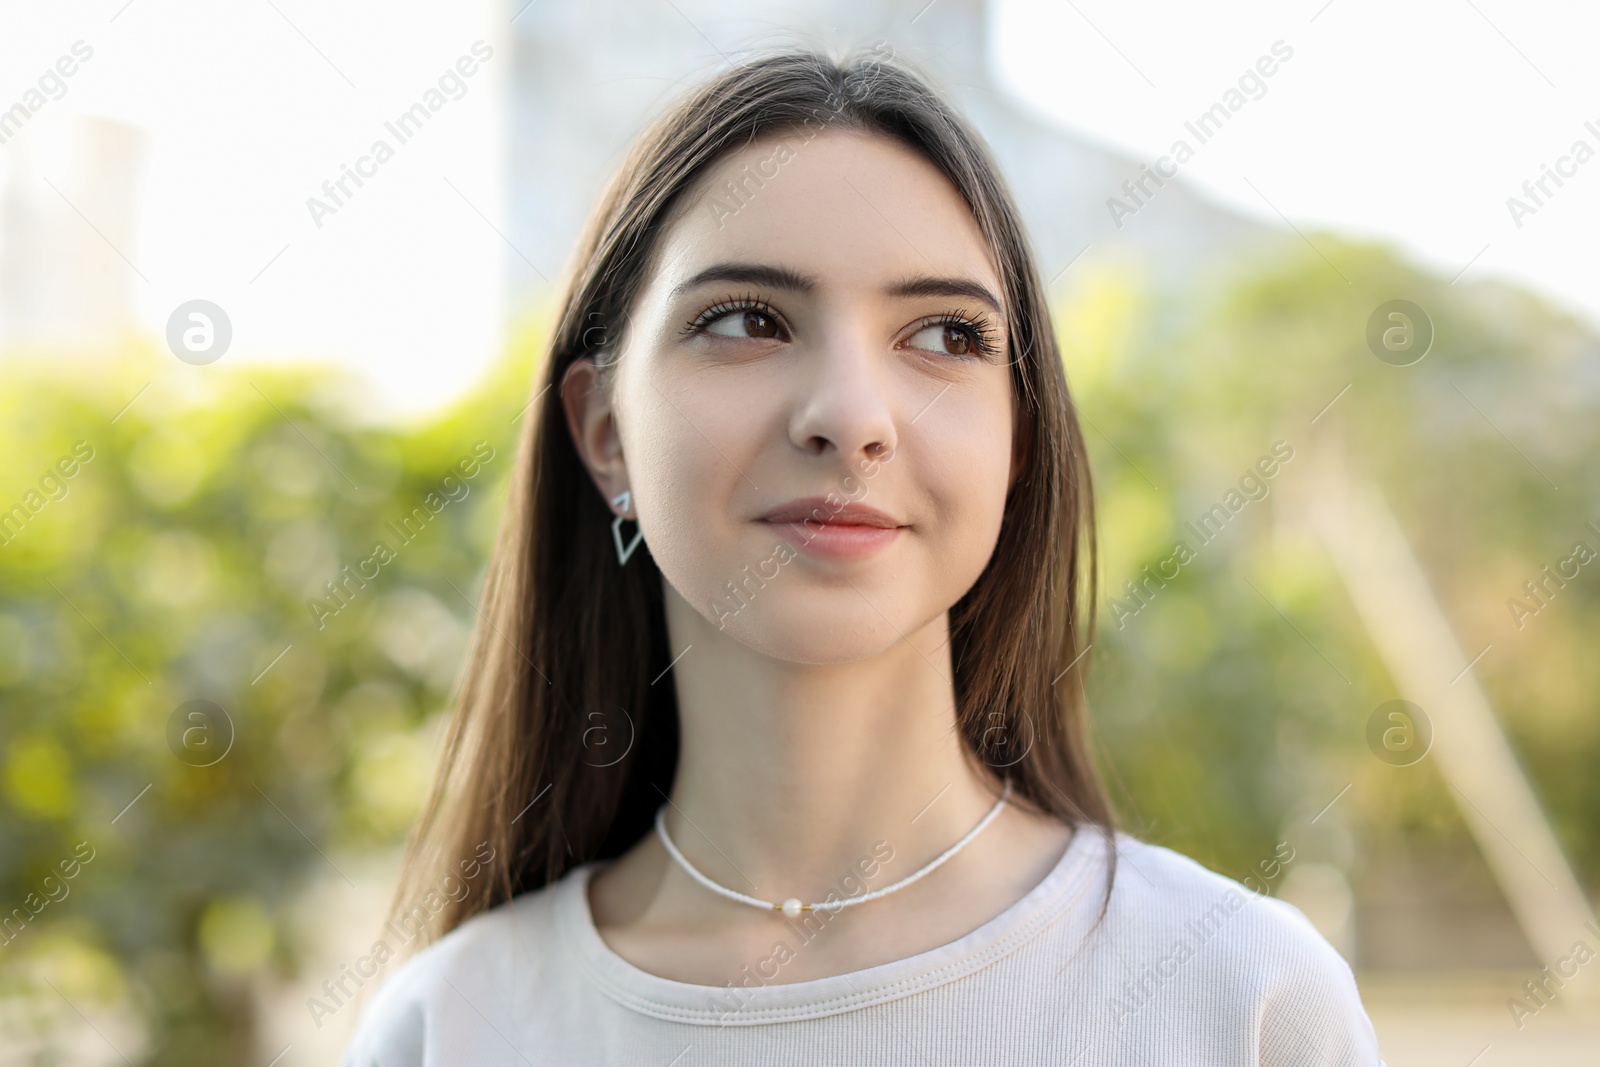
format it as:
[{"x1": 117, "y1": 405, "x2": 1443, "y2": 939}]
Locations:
[{"x1": 655, "y1": 583, "x2": 1010, "y2": 907}]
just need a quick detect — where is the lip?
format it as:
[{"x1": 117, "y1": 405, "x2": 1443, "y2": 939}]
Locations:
[
  {"x1": 758, "y1": 497, "x2": 903, "y2": 527},
  {"x1": 757, "y1": 496, "x2": 906, "y2": 559}
]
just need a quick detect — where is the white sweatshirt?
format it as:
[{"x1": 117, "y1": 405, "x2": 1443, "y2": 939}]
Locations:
[{"x1": 339, "y1": 828, "x2": 1385, "y2": 1065}]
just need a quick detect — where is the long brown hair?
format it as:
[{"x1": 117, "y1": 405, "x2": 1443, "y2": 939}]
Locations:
[{"x1": 388, "y1": 44, "x2": 1114, "y2": 948}]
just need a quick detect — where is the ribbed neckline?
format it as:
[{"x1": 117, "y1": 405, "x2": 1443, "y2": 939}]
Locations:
[{"x1": 554, "y1": 823, "x2": 1105, "y2": 1026}]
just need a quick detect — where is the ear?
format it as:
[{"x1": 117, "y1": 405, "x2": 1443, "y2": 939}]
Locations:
[{"x1": 560, "y1": 356, "x2": 631, "y2": 513}]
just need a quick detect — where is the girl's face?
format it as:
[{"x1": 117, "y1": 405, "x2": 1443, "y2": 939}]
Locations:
[{"x1": 570, "y1": 127, "x2": 1020, "y2": 664}]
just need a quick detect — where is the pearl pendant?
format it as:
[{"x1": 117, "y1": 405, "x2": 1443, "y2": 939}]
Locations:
[{"x1": 781, "y1": 897, "x2": 803, "y2": 917}]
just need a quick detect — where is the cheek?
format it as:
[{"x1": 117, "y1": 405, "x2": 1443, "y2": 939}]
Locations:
[
  {"x1": 913, "y1": 393, "x2": 1013, "y2": 571},
  {"x1": 621, "y1": 368, "x2": 766, "y2": 594}
]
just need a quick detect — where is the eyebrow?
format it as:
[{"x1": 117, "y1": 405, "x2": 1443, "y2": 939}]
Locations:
[{"x1": 670, "y1": 262, "x2": 1005, "y2": 316}]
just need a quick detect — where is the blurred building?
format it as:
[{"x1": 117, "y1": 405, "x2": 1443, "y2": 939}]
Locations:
[
  {"x1": 0, "y1": 113, "x2": 147, "y2": 352},
  {"x1": 504, "y1": 0, "x2": 1273, "y2": 300}
]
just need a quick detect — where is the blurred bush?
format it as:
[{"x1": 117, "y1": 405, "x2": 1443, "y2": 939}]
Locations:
[
  {"x1": 0, "y1": 327, "x2": 535, "y2": 1064},
  {"x1": 1077, "y1": 235, "x2": 1600, "y2": 896}
]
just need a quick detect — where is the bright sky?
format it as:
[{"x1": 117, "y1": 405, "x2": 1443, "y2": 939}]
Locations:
[
  {"x1": 995, "y1": 0, "x2": 1600, "y2": 323},
  {"x1": 2, "y1": 0, "x2": 1596, "y2": 421},
  {"x1": 0, "y1": 0, "x2": 505, "y2": 422}
]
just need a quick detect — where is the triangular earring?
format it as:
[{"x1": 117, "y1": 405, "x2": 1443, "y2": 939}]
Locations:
[{"x1": 610, "y1": 489, "x2": 643, "y2": 564}]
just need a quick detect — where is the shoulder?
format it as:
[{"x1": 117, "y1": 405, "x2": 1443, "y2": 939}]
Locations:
[
  {"x1": 337, "y1": 873, "x2": 572, "y2": 1067},
  {"x1": 1104, "y1": 833, "x2": 1321, "y2": 951},
  {"x1": 1089, "y1": 833, "x2": 1383, "y2": 1066}
]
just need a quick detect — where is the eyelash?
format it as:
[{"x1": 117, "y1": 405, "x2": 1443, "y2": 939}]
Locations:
[
  {"x1": 681, "y1": 291, "x2": 780, "y2": 337},
  {"x1": 679, "y1": 292, "x2": 1002, "y2": 360},
  {"x1": 928, "y1": 308, "x2": 1002, "y2": 360}
]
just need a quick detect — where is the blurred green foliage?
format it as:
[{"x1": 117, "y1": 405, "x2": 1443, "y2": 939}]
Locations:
[
  {"x1": 1074, "y1": 235, "x2": 1600, "y2": 893},
  {"x1": 0, "y1": 328, "x2": 534, "y2": 1063},
  {"x1": 0, "y1": 234, "x2": 1596, "y2": 1062}
]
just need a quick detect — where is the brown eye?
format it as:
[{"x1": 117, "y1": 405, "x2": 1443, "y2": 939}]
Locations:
[
  {"x1": 942, "y1": 325, "x2": 973, "y2": 355},
  {"x1": 907, "y1": 323, "x2": 976, "y2": 356},
  {"x1": 744, "y1": 310, "x2": 781, "y2": 338},
  {"x1": 707, "y1": 309, "x2": 782, "y2": 339}
]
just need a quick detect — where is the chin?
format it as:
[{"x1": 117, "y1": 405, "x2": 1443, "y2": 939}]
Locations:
[
  {"x1": 714, "y1": 609, "x2": 906, "y2": 664},
  {"x1": 692, "y1": 578, "x2": 933, "y2": 664}
]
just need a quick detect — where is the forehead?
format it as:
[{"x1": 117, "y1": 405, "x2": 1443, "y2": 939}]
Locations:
[{"x1": 652, "y1": 127, "x2": 1004, "y2": 303}]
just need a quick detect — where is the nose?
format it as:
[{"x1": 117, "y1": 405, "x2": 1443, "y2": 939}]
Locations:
[{"x1": 788, "y1": 317, "x2": 898, "y2": 466}]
